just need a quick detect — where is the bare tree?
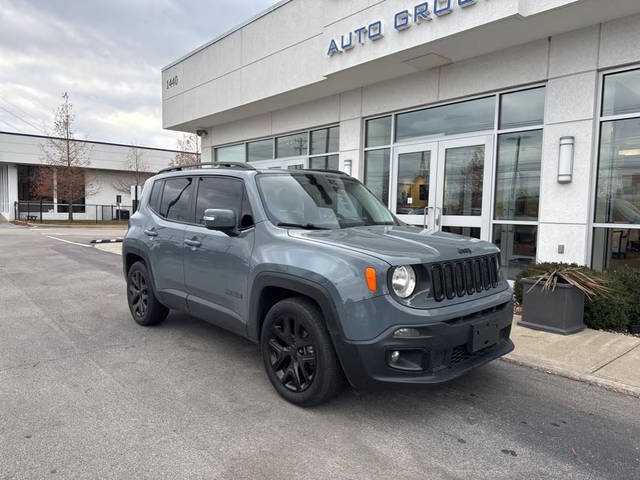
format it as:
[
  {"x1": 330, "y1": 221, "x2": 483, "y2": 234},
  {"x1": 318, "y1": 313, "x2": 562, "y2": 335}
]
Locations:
[
  {"x1": 170, "y1": 132, "x2": 200, "y2": 167},
  {"x1": 32, "y1": 92, "x2": 97, "y2": 221},
  {"x1": 112, "y1": 146, "x2": 153, "y2": 209}
]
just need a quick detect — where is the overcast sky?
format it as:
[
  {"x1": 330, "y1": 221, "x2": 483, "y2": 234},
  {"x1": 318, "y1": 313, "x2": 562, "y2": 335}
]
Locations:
[{"x1": 0, "y1": 0, "x2": 278, "y2": 149}]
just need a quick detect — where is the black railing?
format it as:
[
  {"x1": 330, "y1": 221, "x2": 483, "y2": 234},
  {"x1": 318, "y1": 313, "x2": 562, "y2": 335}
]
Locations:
[{"x1": 14, "y1": 201, "x2": 134, "y2": 223}]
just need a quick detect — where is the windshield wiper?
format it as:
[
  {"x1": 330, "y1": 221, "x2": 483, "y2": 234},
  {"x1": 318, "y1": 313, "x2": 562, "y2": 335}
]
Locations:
[{"x1": 276, "y1": 222, "x2": 332, "y2": 230}]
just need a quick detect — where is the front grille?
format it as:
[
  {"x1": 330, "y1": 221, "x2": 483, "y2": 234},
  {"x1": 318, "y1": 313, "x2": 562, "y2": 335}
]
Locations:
[{"x1": 431, "y1": 253, "x2": 501, "y2": 302}]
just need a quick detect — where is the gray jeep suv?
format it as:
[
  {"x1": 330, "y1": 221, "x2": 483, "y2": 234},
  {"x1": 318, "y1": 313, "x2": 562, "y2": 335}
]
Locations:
[{"x1": 123, "y1": 163, "x2": 513, "y2": 406}]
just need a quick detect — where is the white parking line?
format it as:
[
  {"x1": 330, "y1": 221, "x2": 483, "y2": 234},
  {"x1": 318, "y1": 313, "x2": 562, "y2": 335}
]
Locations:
[{"x1": 45, "y1": 235, "x2": 92, "y2": 248}]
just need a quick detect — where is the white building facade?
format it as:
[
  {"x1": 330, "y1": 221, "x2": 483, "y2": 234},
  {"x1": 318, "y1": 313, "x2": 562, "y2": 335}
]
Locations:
[
  {"x1": 0, "y1": 131, "x2": 180, "y2": 221},
  {"x1": 162, "y1": 0, "x2": 640, "y2": 277}
]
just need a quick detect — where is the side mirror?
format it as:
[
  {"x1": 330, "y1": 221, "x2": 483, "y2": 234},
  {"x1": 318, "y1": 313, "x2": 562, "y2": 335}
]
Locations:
[{"x1": 203, "y1": 208, "x2": 237, "y2": 234}]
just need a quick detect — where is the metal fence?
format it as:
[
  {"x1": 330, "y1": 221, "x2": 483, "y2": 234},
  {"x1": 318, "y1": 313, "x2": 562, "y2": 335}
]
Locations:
[{"x1": 14, "y1": 201, "x2": 137, "y2": 223}]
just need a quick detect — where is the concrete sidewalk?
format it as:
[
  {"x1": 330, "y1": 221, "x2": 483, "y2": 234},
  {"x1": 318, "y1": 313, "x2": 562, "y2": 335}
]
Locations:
[{"x1": 505, "y1": 316, "x2": 640, "y2": 398}]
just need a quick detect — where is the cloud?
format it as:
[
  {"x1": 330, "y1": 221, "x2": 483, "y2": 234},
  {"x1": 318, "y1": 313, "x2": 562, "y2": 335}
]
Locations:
[{"x1": 0, "y1": 0, "x2": 279, "y2": 149}]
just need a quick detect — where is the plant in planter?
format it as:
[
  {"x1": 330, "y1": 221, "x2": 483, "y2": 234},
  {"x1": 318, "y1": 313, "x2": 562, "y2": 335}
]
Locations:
[{"x1": 521, "y1": 267, "x2": 610, "y2": 335}]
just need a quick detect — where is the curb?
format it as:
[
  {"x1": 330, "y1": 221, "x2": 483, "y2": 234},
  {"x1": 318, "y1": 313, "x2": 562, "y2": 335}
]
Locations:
[
  {"x1": 91, "y1": 238, "x2": 123, "y2": 244},
  {"x1": 501, "y1": 356, "x2": 640, "y2": 399}
]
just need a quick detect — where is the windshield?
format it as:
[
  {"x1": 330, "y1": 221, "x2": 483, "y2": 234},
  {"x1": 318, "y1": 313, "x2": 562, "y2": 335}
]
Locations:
[{"x1": 256, "y1": 172, "x2": 398, "y2": 229}]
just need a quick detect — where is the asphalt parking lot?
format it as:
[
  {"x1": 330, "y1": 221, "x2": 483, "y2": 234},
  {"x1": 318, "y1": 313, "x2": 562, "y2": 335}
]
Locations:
[{"x1": 1, "y1": 226, "x2": 639, "y2": 479}]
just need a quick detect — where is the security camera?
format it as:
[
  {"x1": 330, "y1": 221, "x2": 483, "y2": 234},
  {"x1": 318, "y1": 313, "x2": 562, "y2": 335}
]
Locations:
[{"x1": 196, "y1": 129, "x2": 208, "y2": 137}]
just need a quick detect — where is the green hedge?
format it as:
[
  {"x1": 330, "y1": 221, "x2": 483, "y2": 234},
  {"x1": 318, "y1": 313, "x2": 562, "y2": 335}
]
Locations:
[{"x1": 514, "y1": 263, "x2": 640, "y2": 333}]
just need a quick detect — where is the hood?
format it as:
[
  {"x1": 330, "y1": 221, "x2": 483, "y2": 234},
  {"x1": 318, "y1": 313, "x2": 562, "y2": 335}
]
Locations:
[{"x1": 288, "y1": 225, "x2": 498, "y2": 266}]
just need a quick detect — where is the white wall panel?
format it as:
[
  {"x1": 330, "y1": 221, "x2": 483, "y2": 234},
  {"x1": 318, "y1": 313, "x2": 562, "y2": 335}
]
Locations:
[
  {"x1": 599, "y1": 13, "x2": 640, "y2": 69},
  {"x1": 545, "y1": 72, "x2": 597, "y2": 124},
  {"x1": 438, "y1": 40, "x2": 548, "y2": 101},
  {"x1": 548, "y1": 25, "x2": 599, "y2": 78},
  {"x1": 362, "y1": 69, "x2": 439, "y2": 117},
  {"x1": 537, "y1": 223, "x2": 588, "y2": 265}
]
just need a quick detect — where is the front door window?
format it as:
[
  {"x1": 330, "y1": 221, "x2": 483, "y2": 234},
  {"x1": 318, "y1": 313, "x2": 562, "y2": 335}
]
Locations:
[
  {"x1": 442, "y1": 145, "x2": 485, "y2": 216},
  {"x1": 396, "y1": 151, "x2": 431, "y2": 216}
]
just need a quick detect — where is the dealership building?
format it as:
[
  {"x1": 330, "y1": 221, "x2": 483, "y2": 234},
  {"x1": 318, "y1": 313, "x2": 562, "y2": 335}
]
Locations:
[
  {"x1": 162, "y1": 0, "x2": 640, "y2": 278},
  {"x1": 0, "y1": 131, "x2": 180, "y2": 222}
]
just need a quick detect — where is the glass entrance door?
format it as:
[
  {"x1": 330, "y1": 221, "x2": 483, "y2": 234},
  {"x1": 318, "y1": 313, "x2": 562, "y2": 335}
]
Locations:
[{"x1": 391, "y1": 135, "x2": 493, "y2": 239}]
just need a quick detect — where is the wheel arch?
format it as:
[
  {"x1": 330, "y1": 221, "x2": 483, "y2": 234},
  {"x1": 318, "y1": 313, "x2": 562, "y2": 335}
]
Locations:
[
  {"x1": 248, "y1": 272, "x2": 343, "y2": 343},
  {"x1": 122, "y1": 244, "x2": 158, "y2": 293}
]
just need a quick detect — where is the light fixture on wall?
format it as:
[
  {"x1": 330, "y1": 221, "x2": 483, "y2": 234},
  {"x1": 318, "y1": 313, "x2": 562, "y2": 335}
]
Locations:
[
  {"x1": 343, "y1": 159, "x2": 353, "y2": 176},
  {"x1": 558, "y1": 136, "x2": 575, "y2": 183}
]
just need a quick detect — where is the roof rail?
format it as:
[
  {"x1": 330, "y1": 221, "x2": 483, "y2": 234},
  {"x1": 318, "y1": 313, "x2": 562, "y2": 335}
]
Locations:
[
  {"x1": 302, "y1": 168, "x2": 347, "y2": 175},
  {"x1": 158, "y1": 162, "x2": 256, "y2": 174}
]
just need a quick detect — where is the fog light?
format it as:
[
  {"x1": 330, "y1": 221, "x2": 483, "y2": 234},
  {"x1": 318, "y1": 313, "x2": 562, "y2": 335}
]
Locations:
[
  {"x1": 394, "y1": 327, "x2": 420, "y2": 338},
  {"x1": 390, "y1": 350, "x2": 400, "y2": 363}
]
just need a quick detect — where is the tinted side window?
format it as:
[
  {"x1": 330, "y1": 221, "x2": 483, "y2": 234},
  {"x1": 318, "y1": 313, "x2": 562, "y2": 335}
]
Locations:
[
  {"x1": 148, "y1": 180, "x2": 163, "y2": 212},
  {"x1": 195, "y1": 177, "x2": 243, "y2": 225},
  {"x1": 160, "y1": 177, "x2": 194, "y2": 222}
]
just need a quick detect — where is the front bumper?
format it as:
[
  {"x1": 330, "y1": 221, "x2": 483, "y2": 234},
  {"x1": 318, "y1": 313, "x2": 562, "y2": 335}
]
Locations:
[{"x1": 333, "y1": 299, "x2": 514, "y2": 389}]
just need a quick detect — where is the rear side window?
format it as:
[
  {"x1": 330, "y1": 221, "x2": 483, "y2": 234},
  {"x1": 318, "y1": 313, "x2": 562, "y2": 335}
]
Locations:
[
  {"x1": 195, "y1": 177, "x2": 243, "y2": 225},
  {"x1": 148, "y1": 180, "x2": 163, "y2": 213},
  {"x1": 160, "y1": 177, "x2": 194, "y2": 222}
]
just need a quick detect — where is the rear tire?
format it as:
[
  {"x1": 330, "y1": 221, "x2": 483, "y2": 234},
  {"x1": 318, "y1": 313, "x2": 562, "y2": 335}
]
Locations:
[
  {"x1": 126, "y1": 261, "x2": 168, "y2": 326},
  {"x1": 261, "y1": 297, "x2": 344, "y2": 407}
]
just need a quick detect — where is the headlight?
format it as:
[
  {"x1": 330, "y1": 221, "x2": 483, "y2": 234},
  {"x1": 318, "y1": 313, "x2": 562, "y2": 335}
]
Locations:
[{"x1": 391, "y1": 265, "x2": 417, "y2": 298}]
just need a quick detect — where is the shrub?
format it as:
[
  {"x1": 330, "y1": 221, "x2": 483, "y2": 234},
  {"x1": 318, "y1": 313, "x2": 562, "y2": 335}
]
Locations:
[{"x1": 516, "y1": 263, "x2": 640, "y2": 333}]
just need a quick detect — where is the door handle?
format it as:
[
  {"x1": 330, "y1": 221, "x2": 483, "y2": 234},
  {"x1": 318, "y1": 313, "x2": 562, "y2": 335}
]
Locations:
[
  {"x1": 184, "y1": 239, "x2": 202, "y2": 248},
  {"x1": 144, "y1": 228, "x2": 158, "y2": 237}
]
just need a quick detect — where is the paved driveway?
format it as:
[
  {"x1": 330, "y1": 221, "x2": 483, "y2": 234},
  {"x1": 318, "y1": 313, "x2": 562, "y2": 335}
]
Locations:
[{"x1": 1, "y1": 227, "x2": 639, "y2": 479}]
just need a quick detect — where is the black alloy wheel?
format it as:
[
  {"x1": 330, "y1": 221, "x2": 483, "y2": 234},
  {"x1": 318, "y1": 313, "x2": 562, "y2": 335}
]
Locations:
[
  {"x1": 261, "y1": 297, "x2": 344, "y2": 406},
  {"x1": 128, "y1": 269, "x2": 149, "y2": 319},
  {"x1": 126, "y1": 261, "x2": 168, "y2": 326},
  {"x1": 267, "y1": 315, "x2": 317, "y2": 392}
]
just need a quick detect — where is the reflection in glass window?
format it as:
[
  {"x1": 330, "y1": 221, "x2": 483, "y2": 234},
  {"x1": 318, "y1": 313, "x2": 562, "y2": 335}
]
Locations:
[
  {"x1": 602, "y1": 69, "x2": 640, "y2": 117},
  {"x1": 195, "y1": 177, "x2": 243, "y2": 225},
  {"x1": 442, "y1": 226, "x2": 481, "y2": 239},
  {"x1": 215, "y1": 144, "x2": 245, "y2": 163},
  {"x1": 276, "y1": 132, "x2": 308, "y2": 158},
  {"x1": 396, "y1": 97, "x2": 495, "y2": 142},
  {"x1": 160, "y1": 177, "x2": 194, "y2": 222},
  {"x1": 364, "y1": 149, "x2": 390, "y2": 205},
  {"x1": 499, "y1": 87, "x2": 545, "y2": 129},
  {"x1": 396, "y1": 151, "x2": 430, "y2": 215},
  {"x1": 442, "y1": 145, "x2": 485, "y2": 216},
  {"x1": 592, "y1": 227, "x2": 640, "y2": 271},
  {"x1": 365, "y1": 116, "x2": 392, "y2": 147},
  {"x1": 494, "y1": 131, "x2": 542, "y2": 221},
  {"x1": 310, "y1": 127, "x2": 339, "y2": 155},
  {"x1": 595, "y1": 118, "x2": 640, "y2": 224},
  {"x1": 247, "y1": 139, "x2": 273, "y2": 162},
  {"x1": 309, "y1": 155, "x2": 339, "y2": 171},
  {"x1": 492, "y1": 224, "x2": 537, "y2": 280}
]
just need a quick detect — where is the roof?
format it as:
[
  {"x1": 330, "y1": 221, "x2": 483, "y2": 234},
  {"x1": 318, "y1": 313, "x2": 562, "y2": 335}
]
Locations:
[{"x1": 0, "y1": 130, "x2": 190, "y2": 154}]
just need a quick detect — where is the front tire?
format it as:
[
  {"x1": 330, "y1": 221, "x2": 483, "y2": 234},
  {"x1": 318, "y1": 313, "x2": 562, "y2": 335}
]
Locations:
[
  {"x1": 261, "y1": 297, "x2": 344, "y2": 407},
  {"x1": 126, "y1": 261, "x2": 168, "y2": 326}
]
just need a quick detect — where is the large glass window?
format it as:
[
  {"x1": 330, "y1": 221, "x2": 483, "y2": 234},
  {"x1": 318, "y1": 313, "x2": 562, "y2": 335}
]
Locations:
[
  {"x1": 442, "y1": 145, "x2": 485, "y2": 216},
  {"x1": 493, "y1": 224, "x2": 537, "y2": 280},
  {"x1": 499, "y1": 87, "x2": 546, "y2": 130},
  {"x1": 276, "y1": 132, "x2": 308, "y2": 158},
  {"x1": 310, "y1": 126, "x2": 339, "y2": 155},
  {"x1": 366, "y1": 116, "x2": 392, "y2": 147},
  {"x1": 602, "y1": 69, "x2": 640, "y2": 117},
  {"x1": 396, "y1": 97, "x2": 495, "y2": 142},
  {"x1": 247, "y1": 139, "x2": 273, "y2": 162},
  {"x1": 364, "y1": 149, "x2": 390, "y2": 205},
  {"x1": 595, "y1": 117, "x2": 640, "y2": 224},
  {"x1": 494, "y1": 131, "x2": 543, "y2": 221},
  {"x1": 309, "y1": 155, "x2": 339, "y2": 171},
  {"x1": 215, "y1": 144, "x2": 245, "y2": 163},
  {"x1": 194, "y1": 176, "x2": 243, "y2": 225},
  {"x1": 592, "y1": 227, "x2": 640, "y2": 271},
  {"x1": 396, "y1": 151, "x2": 430, "y2": 215},
  {"x1": 160, "y1": 177, "x2": 194, "y2": 222}
]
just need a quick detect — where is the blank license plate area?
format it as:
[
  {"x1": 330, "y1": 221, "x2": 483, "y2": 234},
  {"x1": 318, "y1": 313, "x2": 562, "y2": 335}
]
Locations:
[{"x1": 471, "y1": 319, "x2": 500, "y2": 352}]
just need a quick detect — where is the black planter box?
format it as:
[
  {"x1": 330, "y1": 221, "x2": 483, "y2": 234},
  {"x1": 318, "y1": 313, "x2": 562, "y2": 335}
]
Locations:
[
  {"x1": 629, "y1": 324, "x2": 640, "y2": 335},
  {"x1": 520, "y1": 278, "x2": 585, "y2": 335}
]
